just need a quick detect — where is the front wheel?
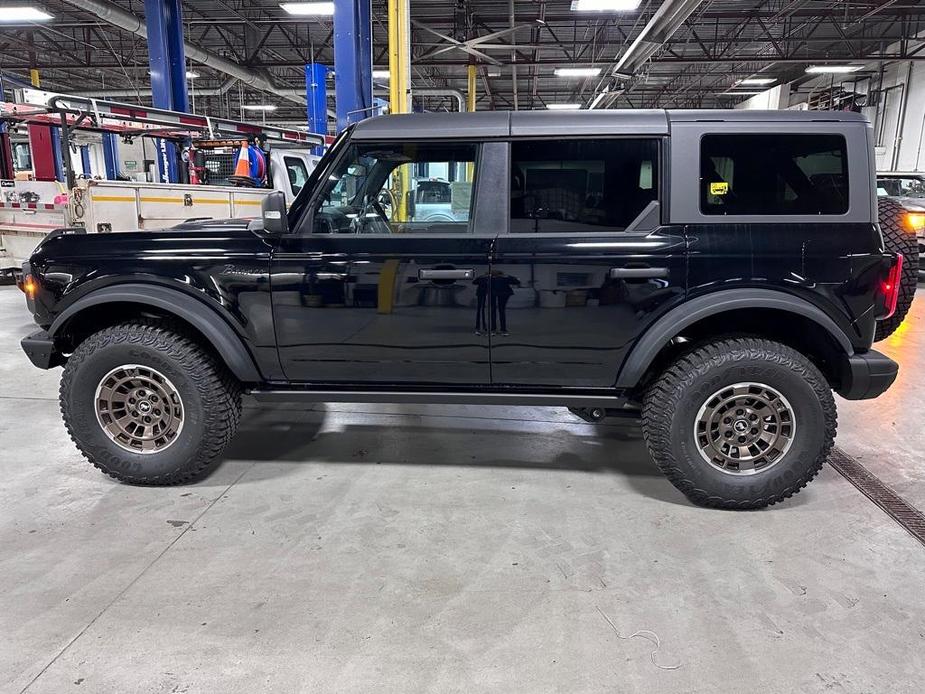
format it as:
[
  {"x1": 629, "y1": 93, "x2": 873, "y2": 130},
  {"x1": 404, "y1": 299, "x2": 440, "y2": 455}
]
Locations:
[
  {"x1": 641, "y1": 338, "x2": 836, "y2": 509},
  {"x1": 60, "y1": 322, "x2": 242, "y2": 485}
]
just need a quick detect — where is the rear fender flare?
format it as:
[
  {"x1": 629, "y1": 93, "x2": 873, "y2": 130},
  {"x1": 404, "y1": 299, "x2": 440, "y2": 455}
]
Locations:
[
  {"x1": 49, "y1": 283, "x2": 262, "y2": 383},
  {"x1": 615, "y1": 288, "x2": 855, "y2": 389}
]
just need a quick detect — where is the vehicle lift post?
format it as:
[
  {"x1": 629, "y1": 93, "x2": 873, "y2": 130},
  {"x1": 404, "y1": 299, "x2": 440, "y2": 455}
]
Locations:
[{"x1": 143, "y1": 0, "x2": 189, "y2": 184}]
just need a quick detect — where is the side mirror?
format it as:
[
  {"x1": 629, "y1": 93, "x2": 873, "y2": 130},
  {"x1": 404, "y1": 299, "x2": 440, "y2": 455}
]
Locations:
[
  {"x1": 405, "y1": 189, "x2": 416, "y2": 219},
  {"x1": 260, "y1": 191, "x2": 289, "y2": 236}
]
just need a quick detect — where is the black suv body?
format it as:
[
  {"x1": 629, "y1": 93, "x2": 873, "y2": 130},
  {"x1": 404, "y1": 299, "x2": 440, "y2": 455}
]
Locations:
[{"x1": 20, "y1": 110, "x2": 902, "y2": 508}]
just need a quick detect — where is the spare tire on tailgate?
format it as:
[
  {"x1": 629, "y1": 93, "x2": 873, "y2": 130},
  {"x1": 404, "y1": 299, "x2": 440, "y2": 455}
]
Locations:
[{"x1": 875, "y1": 198, "x2": 919, "y2": 342}]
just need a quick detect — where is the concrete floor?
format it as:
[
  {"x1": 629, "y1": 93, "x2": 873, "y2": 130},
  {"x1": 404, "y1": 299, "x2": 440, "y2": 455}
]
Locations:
[{"x1": 2, "y1": 284, "x2": 924, "y2": 694}]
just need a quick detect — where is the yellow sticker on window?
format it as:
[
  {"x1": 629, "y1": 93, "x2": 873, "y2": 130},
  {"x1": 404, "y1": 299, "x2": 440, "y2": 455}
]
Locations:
[{"x1": 710, "y1": 181, "x2": 729, "y2": 196}]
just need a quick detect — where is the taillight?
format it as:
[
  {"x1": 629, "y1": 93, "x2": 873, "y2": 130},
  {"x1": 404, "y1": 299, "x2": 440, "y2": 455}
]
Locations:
[{"x1": 880, "y1": 254, "x2": 904, "y2": 319}]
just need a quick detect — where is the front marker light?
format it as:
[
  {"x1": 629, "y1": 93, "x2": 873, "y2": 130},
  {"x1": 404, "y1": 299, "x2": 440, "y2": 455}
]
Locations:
[
  {"x1": 902, "y1": 211, "x2": 925, "y2": 234},
  {"x1": 21, "y1": 274, "x2": 37, "y2": 298}
]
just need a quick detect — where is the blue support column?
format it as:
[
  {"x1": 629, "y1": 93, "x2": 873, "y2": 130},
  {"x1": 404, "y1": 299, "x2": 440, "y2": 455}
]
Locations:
[
  {"x1": 333, "y1": 0, "x2": 372, "y2": 132},
  {"x1": 79, "y1": 145, "x2": 92, "y2": 177},
  {"x1": 102, "y1": 133, "x2": 119, "y2": 180},
  {"x1": 50, "y1": 127, "x2": 63, "y2": 182},
  {"x1": 305, "y1": 64, "x2": 328, "y2": 154},
  {"x1": 144, "y1": 0, "x2": 189, "y2": 183}
]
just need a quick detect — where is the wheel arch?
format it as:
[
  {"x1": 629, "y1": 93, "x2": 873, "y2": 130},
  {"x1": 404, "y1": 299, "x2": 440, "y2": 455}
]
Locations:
[
  {"x1": 617, "y1": 289, "x2": 855, "y2": 391},
  {"x1": 49, "y1": 284, "x2": 262, "y2": 383}
]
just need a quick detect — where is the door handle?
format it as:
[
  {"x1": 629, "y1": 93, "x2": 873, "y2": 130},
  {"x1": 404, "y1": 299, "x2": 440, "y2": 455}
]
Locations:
[
  {"x1": 609, "y1": 266, "x2": 669, "y2": 279},
  {"x1": 419, "y1": 268, "x2": 475, "y2": 280}
]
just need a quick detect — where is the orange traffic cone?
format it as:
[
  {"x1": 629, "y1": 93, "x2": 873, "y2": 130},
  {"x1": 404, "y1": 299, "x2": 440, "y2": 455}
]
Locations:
[
  {"x1": 187, "y1": 148, "x2": 201, "y2": 185},
  {"x1": 228, "y1": 140, "x2": 255, "y2": 187}
]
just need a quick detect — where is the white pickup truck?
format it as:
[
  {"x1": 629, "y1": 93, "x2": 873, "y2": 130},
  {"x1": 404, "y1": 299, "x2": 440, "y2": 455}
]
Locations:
[{"x1": 0, "y1": 149, "x2": 319, "y2": 265}]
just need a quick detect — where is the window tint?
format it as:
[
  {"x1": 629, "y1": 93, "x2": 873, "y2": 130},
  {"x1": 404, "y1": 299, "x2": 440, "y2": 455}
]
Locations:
[
  {"x1": 284, "y1": 156, "x2": 309, "y2": 195},
  {"x1": 701, "y1": 134, "x2": 848, "y2": 215},
  {"x1": 510, "y1": 138, "x2": 658, "y2": 233},
  {"x1": 312, "y1": 142, "x2": 477, "y2": 234}
]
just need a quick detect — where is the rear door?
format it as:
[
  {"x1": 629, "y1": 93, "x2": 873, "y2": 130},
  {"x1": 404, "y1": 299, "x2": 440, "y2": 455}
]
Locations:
[
  {"x1": 271, "y1": 139, "x2": 504, "y2": 385},
  {"x1": 491, "y1": 135, "x2": 687, "y2": 388}
]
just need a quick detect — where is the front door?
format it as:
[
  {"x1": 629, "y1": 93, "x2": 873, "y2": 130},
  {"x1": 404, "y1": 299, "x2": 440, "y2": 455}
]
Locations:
[
  {"x1": 271, "y1": 139, "x2": 494, "y2": 385},
  {"x1": 491, "y1": 137, "x2": 686, "y2": 388}
]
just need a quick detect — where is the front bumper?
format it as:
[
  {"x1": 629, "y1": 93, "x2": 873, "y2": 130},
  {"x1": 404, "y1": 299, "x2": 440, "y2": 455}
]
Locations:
[
  {"x1": 837, "y1": 349, "x2": 898, "y2": 400},
  {"x1": 21, "y1": 330, "x2": 64, "y2": 370}
]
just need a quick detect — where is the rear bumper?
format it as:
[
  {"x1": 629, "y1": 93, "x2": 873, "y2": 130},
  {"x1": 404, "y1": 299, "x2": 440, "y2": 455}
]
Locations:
[
  {"x1": 21, "y1": 330, "x2": 63, "y2": 370},
  {"x1": 837, "y1": 349, "x2": 898, "y2": 400}
]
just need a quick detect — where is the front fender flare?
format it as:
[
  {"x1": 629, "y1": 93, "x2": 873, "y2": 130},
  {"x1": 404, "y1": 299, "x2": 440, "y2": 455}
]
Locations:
[
  {"x1": 615, "y1": 288, "x2": 855, "y2": 389},
  {"x1": 49, "y1": 283, "x2": 262, "y2": 383}
]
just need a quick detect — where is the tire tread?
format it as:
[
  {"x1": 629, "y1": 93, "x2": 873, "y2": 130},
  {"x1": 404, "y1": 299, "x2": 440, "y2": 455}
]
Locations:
[
  {"x1": 59, "y1": 320, "x2": 241, "y2": 485},
  {"x1": 641, "y1": 337, "x2": 837, "y2": 509}
]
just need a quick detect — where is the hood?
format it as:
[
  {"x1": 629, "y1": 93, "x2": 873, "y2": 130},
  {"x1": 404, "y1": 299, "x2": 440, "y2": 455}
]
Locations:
[{"x1": 169, "y1": 217, "x2": 256, "y2": 232}]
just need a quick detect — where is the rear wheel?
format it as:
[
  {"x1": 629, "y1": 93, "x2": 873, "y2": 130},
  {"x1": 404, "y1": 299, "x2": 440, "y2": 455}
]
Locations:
[
  {"x1": 875, "y1": 197, "x2": 918, "y2": 342},
  {"x1": 60, "y1": 322, "x2": 241, "y2": 485},
  {"x1": 642, "y1": 338, "x2": 836, "y2": 509}
]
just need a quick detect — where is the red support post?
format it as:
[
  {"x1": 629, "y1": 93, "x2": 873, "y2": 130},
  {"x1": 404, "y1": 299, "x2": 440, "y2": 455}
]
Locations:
[{"x1": 28, "y1": 124, "x2": 58, "y2": 181}]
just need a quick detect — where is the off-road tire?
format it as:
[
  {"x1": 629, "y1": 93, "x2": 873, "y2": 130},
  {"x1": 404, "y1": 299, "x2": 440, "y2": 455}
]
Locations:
[
  {"x1": 60, "y1": 321, "x2": 242, "y2": 484},
  {"x1": 641, "y1": 338, "x2": 836, "y2": 510},
  {"x1": 875, "y1": 197, "x2": 918, "y2": 342}
]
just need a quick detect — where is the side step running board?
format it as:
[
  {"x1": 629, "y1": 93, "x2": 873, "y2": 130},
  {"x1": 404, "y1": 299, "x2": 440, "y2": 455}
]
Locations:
[{"x1": 247, "y1": 388, "x2": 634, "y2": 410}]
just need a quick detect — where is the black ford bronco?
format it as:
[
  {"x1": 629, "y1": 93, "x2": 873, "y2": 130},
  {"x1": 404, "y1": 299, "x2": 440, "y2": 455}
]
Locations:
[{"x1": 20, "y1": 110, "x2": 913, "y2": 509}]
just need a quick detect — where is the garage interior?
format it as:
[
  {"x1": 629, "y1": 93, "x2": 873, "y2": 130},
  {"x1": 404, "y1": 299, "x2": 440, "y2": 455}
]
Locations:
[{"x1": 2, "y1": 1, "x2": 925, "y2": 692}]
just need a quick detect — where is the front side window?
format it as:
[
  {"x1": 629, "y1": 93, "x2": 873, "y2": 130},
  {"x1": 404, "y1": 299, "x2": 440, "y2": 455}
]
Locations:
[
  {"x1": 311, "y1": 141, "x2": 477, "y2": 234},
  {"x1": 284, "y1": 156, "x2": 309, "y2": 195},
  {"x1": 701, "y1": 133, "x2": 849, "y2": 215},
  {"x1": 510, "y1": 138, "x2": 658, "y2": 233}
]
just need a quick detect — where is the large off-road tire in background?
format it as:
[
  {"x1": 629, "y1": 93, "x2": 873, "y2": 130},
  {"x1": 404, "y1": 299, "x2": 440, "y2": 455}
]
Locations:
[
  {"x1": 641, "y1": 338, "x2": 836, "y2": 510},
  {"x1": 875, "y1": 197, "x2": 919, "y2": 342},
  {"x1": 60, "y1": 322, "x2": 242, "y2": 485}
]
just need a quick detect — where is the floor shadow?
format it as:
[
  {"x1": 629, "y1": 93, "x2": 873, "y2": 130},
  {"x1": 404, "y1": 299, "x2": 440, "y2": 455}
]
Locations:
[{"x1": 218, "y1": 403, "x2": 707, "y2": 507}]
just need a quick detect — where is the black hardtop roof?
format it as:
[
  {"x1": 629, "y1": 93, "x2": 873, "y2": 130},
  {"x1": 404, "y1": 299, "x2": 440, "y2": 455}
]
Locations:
[{"x1": 350, "y1": 109, "x2": 869, "y2": 141}]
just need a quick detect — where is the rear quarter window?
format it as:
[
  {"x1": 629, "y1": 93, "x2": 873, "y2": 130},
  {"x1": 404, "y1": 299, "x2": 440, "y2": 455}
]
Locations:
[{"x1": 700, "y1": 133, "x2": 849, "y2": 216}]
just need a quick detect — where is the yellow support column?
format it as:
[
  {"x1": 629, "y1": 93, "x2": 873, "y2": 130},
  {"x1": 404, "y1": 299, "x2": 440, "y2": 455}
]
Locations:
[
  {"x1": 466, "y1": 64, "x2": 477, "y2": 180},
  {"x1": 30, "y1": 69, "x2": 40, "y2": 88},
  {"x1": 382, "y1": 0, "x2": 411, "y2": 312},
  {"x1": 388, "y1": 0, "x2": 411, "y2": 223}
]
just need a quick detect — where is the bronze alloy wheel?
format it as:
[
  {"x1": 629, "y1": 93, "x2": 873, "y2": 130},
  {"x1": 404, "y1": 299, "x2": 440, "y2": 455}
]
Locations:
[
  {"x1": 94, "y1": 364, "x2": 185, "y2": 454},
  {"x1": 694, "y1": 382, "x2": 796, "y2": 475}
]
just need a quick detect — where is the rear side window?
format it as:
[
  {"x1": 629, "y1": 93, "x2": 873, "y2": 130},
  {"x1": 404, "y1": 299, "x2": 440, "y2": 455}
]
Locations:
[
  {"x1": 700, "y1": 134, "x2": 848, "y2": 215},
  {"x1": 510, "y1": 138, "x2": 658, "y2": 233}
]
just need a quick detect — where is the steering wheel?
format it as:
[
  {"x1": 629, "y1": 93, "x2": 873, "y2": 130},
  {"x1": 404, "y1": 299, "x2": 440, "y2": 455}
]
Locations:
[
  {"x1": 349, "y1": 193, "x2": 393, "y2": 234},
  {"x1": 376, "y1": 188, "x2": 397, "y2": 221}
]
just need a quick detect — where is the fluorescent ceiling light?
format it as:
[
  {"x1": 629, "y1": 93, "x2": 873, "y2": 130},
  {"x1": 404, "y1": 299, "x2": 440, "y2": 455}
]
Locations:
[
  {"x1": 805, "y1": 65, "x2": 863, "y2": 74},
  {"x1": 729, "y1": 91, "x2": 765, "y2": 96},
  {"x1": 0, "y1": 6, "x2": 53, "y2": 21},
  {"x1": 554, "y1": 67, "x2": 602, "y2": 78},
  {"x1": 243, "y1": 104, "x2": 277, "y2": 111},
  {"x1": 738, "y1": 78, "x2": 775, "y2": 85},
  {"x1": 372, "y1": 69, "x2": 390, "y2": 79},
  {"x1": 280, "y1": 2, "x2": 334, "y2": 16},
  {"x1": 571, "y1": 0, "x2": 641, "y2": 11},
  {"x1": 547, "y1": 103, "x2": 582, "y2": 110},
  {"x1": 186, "y1": 71, "x2": 200, "y2": 79}
]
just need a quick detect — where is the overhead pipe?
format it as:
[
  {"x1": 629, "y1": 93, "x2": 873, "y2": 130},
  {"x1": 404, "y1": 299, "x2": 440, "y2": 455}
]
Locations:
[
  {"x1": 612, "y1": 0, "x2": 706, "y2": 76},
  {"x1": 60, "y1": 0, "x2": 305, "y2": 106},
  {"x1": 592, "y1": 0, "x2": 705, "y2": 109},
  {"x1": 74, "y1": 77, "x2": 238, "y2": 99},
  {"x1": 417, "y1": 87, "x2": 466, "y2": 111}
]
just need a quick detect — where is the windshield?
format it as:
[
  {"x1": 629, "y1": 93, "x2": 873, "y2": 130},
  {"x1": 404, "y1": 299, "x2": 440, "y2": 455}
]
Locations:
[{"x1": 877, "y1": 175, "x2": 925, "y2": 198}]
